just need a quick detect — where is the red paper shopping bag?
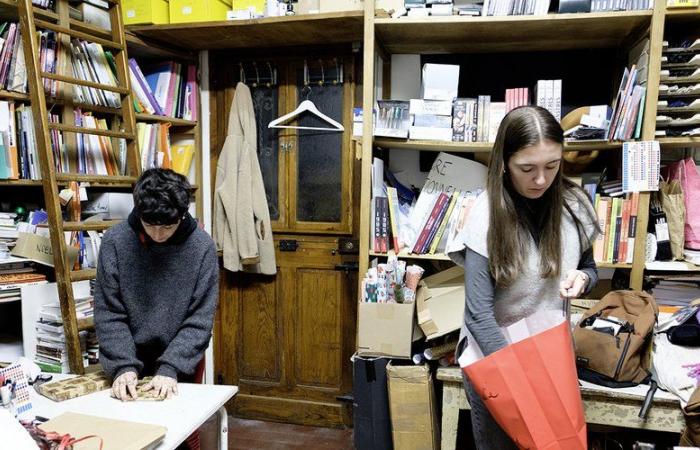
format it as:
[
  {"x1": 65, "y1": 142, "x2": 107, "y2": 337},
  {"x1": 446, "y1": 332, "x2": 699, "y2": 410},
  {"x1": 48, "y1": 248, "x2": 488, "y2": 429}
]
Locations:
[{"x1": 463, "y1": 321, "x2": 586, "y2": 450}]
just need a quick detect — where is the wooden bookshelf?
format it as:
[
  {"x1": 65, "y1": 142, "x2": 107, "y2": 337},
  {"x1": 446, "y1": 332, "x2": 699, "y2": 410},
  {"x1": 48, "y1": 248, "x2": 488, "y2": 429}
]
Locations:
[
  {"x1": 134, "y1": 113, "x2": 197, "y2": 127},
  {"x1": 374, "y1": 138, "x2": 625, "y2": 152},
  {"x1": 664, "y1": 6, "x2": 700, "y2": 23},
  {"x1": 127, "y1": 11, "x2": 365, "y2": 50},
  {"x1": 0, "y1": 90, "x2": 29, "y2": 101},
  {"x1": 374, "y1": 11, "x2": 653, "y2": 54},
  {"x1": 0, "y1": 179, "x2": 43, "y2": 186}
]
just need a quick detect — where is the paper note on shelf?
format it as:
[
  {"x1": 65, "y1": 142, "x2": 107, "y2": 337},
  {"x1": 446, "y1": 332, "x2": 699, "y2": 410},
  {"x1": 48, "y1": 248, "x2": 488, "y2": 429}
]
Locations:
[{"x1": 622, "y1": 140, "x2": 660, "y2": 193}]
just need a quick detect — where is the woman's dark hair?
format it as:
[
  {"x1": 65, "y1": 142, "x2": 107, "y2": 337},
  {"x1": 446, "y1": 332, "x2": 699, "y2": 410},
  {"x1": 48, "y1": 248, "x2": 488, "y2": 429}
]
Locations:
[
  {"x1": 487, "y1": 106, "x2": 568, "y2": 287},
  {"x1": 133, "y1": 168, "x2": 190, "y2": 225}
]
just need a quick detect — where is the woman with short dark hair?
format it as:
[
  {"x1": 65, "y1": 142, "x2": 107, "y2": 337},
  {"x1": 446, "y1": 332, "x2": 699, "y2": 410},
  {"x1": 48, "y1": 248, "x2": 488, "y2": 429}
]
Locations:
[
  {"x1": 95, "y1": 168, "x2": 218, "y2": 401},
  {"x1": 448, "y1": 106, "x2": 600, "y2": 448}
]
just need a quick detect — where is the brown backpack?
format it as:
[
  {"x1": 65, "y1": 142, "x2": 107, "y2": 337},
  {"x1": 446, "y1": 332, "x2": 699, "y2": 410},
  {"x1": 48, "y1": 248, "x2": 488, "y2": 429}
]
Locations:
[{"x1": 573, "y1": 290, "x2": 659, "y2": 387}]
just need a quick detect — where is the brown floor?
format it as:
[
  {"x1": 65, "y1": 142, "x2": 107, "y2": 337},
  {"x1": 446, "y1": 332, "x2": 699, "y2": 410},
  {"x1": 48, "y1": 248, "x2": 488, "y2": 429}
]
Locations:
[{"x1": 199, "y1": 415, "x2": 354, "y2": 450}]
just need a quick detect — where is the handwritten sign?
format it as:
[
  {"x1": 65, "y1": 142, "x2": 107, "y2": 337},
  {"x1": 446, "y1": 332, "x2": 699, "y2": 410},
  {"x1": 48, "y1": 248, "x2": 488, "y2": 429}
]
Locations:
[{"x1": 421, "y1": 152, "x2": 487, "y2": 195}]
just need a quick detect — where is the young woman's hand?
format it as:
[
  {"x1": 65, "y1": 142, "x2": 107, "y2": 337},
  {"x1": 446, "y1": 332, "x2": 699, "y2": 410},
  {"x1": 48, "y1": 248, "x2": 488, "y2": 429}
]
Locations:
[
  {"x1": 559, "y1": 270, "x2": 590, "y2": 300},
  {"x1": 142, "y1": 375, "x2": 178, "y2": 400},
  {"x1": 111, "y1": 371, "x2": 138, "y2": 401}
]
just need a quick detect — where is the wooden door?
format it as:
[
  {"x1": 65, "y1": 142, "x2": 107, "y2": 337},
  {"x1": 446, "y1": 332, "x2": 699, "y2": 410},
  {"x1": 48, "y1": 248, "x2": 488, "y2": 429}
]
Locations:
[{"x1": 214, "y1": 235, "x2": 357, "y2": 427}]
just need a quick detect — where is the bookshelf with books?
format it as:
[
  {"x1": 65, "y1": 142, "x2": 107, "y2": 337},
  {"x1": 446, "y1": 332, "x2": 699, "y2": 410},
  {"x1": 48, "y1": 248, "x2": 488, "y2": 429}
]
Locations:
[
  {"x1": 0, "y1": 0, "x2": 204, "y2": 374},
  {"x1": 359, "y1": 1, "x2": 669, "y2": 295}
]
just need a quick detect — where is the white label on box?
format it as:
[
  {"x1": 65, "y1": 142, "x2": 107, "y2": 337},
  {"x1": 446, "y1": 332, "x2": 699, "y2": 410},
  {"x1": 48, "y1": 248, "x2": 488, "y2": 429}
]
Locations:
[
  {"x1": 127, "y1": 9, "x2": 135, "y2": 18},
  {"x1": 182, "y1": 6, "x2": 192, "y2": 14},
  {"x1": 409, "y1": 99, "x2": 453, "y2": 116}
]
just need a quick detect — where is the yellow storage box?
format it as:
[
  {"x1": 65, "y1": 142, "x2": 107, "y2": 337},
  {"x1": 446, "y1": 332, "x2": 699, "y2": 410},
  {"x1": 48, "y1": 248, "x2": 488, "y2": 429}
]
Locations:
[
  {"x1": 169, "y1": 0, "x2": 231, "y2": 23},
  {"x1": 231, "y1": 0, "x2": 265, "y2": 14},
  {"x1": 122, "y1": 0, "x2": 169, "y2": 25}
]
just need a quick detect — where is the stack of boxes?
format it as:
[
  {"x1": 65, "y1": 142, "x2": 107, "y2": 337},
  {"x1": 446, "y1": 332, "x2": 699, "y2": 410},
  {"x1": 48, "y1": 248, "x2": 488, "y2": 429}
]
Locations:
[{"x1": 122, "y1": 0, "x2": 233, "y2": 25}]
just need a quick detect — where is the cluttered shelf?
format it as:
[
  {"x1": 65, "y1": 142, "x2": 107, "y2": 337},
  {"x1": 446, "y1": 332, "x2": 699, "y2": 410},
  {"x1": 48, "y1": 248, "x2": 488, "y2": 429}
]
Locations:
[
  {"x1": 374, "y1": 138, "x2": 625, "y2": 152},
  {"x1": 369, "y1": 251, "x2": 452, "y2": 261},
  {"x1": 127, "y1": 10, "x2": 366, "y2": 50},
  {"x1": 0, "y1": 0, "x2": 193, "y2": 61},
  {"x1": 373, "y1": 10, "x2": 653, "y2": 54}
]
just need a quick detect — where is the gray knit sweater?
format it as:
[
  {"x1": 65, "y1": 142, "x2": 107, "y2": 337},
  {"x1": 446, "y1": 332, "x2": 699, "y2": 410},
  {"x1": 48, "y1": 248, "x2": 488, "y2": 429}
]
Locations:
[{"x1": 94, "y1": 218, "x2": 219, "y2": 381}]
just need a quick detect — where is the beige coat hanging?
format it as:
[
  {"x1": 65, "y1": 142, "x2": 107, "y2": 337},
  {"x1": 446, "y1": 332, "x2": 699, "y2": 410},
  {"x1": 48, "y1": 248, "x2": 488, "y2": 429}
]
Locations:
[{"x1": 214, "y1": 82, "x2": 276, "y2": 275}]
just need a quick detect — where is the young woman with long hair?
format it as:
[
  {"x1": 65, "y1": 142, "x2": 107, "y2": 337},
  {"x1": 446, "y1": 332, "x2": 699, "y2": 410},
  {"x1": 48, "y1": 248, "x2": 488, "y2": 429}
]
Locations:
[{"x1": 448, "y1": 106, "x2": 600, "y2": 448}]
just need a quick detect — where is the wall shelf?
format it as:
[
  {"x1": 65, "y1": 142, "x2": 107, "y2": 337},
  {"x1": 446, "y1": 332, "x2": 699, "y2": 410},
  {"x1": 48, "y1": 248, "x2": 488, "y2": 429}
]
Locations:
[
  {"x1": 373, "y1": 138, "x2": 624, "y2": 152},
  {"x1": 128, "y1": 11, "x2": 365, "y2": 50},
  {"x1": 374, "y1": 11, "x2": 653, "y2": 53}
]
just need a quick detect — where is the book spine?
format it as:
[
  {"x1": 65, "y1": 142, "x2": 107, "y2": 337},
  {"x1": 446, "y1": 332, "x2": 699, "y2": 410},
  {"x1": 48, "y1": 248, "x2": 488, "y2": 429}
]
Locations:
[
  {"x1": 422, "y1": 193, "x2": 451, "y2": 254},
  {"x1": 626, "y1": 192, "x2": 639, "y2": 263},
  {"x1": 412, "y1": 193, "x2": 448, "y2": 254}
]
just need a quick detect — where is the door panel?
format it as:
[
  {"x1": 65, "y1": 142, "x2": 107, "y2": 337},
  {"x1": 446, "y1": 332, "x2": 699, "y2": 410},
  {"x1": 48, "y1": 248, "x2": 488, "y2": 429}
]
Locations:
[
  {"x1": 215, "y1": 236, "x2": 357, "y2": 427},
  {"x1": 295, "y1": 269, "x2": 341, "y2": 388},
  {"x1": 239, "y1": 275, "x2": 282, "y2": 382}
]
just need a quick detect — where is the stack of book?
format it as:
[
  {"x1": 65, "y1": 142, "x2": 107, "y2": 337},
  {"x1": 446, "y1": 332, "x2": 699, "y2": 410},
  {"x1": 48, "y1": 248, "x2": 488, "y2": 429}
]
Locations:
[
  {"x1": 606, "y1": 65, "x2": 646, "y2": 141},
  {"x1": 656, "y1": 36, "x2": 700, "y2": 138},
  {"x1": 590, "y1": 0, "x2": 653, "y2": 10},
  {"x1": 371, "y1": 153, "x2": 487, "y2": 256},
  {"x1": 74, "y1": 109, "x2": 125, "y2": 176},
  {"x1": 534, "y1": 80, "x2": 562, "y2": 121},
  {"x1": 69, "y1": 38, "x2": 121, "y2": 108},
  {"x1": 35, "y1": 295, "x2": 94, "y2": 373},
  {"x1": 484, "y1": 0, "x2": 551, "y2": 16},
  {"x1": 0, "y1": 212, "x2": 18, "y2": 249},
  {"x1": 0, "y1": 256, "x2": 45, "y2": 304},
  {"x1": 128, "y1": 59, "x2": 199, "y2": 121},
  {"x1": 592, "y1": 189, "x2": 641, "y2": 265},
  {"x1": 0, "y1": 22, "x2": 28, "y2": 94}
]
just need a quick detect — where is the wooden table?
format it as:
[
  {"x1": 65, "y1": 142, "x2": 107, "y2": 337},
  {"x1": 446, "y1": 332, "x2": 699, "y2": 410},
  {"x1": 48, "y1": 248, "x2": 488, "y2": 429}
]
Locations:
[{"x1": 437, "y1": 367, "x2": 685, "y2": 450}]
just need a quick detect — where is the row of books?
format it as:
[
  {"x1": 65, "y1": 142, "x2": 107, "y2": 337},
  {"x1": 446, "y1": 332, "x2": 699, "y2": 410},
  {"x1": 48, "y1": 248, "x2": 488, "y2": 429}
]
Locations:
[
  {"x1": 404, "y1": 0, "x2": 649, "y2": 16},
  {"x1": 415, "y1": 80, "x2": 561, "y2": 144},
  {"x1": 69, "y1": 38, "x2": 120, "y2": 108},
  {"x1": 592, "y1": 192, "x2": 640, "y2": 265},
  {"x1": 0, "y1": 23, "x2": 28, "y2": 94},
  {"x1": 129, "y1": 59, "x2": 199, "y2": 121},
  {"x1": 74, "y1": 109, "x2": 126, "y2": 176},
  {"x1": 0, "y1": 101, "x2": 40, "y2": 180},
  {"x1": 137, "y1": 122, "x2": 195, "y2": 176},
  {"x1": 370, "y1": 155, "x2": 483, "y2": 256},
  {"x1": 606, "y1": 65, "x2": 646, "y2": 141}
]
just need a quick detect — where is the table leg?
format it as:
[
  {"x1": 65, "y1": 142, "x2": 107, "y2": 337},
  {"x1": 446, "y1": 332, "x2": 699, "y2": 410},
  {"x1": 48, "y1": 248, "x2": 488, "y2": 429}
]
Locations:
[
  {"x1": 442, "y1": 384, "x2": 462, "y2": 450},
  {"x1": 218, "y1": 406, "x2": 228, "y2": 450}
]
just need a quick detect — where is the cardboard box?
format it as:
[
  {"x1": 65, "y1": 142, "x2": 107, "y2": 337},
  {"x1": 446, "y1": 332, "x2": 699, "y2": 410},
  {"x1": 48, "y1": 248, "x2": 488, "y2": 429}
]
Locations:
[
  {"x1": 169, "y1": 0, "x2": 230, "y2": 23},
  {"x1": 122, "y1": 0, "x2": 169, "y2": 25},
  {"x1": 358, "y1": 302, "x2": 416, "y2": 358},
  {"x1": 231, "y1": 0, "x2": 265, "y2": 14},
  {"x1": 11, "y1": 233, "x2": 79, "y2": 268},
  {"x1": 386, "y1": 363, "x2": 440, "y2": 450},
  {"x1": 409, "y1": 99, "x2": 453, "y2": 116},
  {"x1": 416, "y1": 266, "x2": 465, "y2": 340},
  {"x1": 421, "y1": 63, "x2": 460, "y2": 101}
]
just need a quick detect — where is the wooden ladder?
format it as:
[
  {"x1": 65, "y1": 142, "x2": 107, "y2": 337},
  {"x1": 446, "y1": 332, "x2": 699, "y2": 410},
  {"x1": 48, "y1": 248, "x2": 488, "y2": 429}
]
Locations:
[{"x1": 18, "y1": 0, "x2": 140, "y2": 374}]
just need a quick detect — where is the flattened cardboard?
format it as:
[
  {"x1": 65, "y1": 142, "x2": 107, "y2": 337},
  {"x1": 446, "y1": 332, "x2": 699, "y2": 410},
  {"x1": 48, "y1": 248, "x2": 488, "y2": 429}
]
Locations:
[
  {"x1": 415, "y1": 266, "x2": 465, "y2": 340},
  {"x1": 39, "y1": 412, "x2": 166, "y2": 450}
]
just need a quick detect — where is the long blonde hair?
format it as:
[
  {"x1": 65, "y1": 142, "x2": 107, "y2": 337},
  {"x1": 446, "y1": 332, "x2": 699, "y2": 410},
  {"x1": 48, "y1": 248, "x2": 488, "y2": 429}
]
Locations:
[{"x1": 487, "y1": 106, "x2": 571, "y2": 287}]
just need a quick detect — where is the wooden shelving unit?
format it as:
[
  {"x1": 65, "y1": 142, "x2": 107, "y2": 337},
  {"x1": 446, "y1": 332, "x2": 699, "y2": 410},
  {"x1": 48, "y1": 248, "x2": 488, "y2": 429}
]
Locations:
[
  {"x1": 360, "y1": 0, "x2": 674, "y2": 295},
  {"x1": 127, "y1": 10, "x2": 365, "y2": 50}
]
